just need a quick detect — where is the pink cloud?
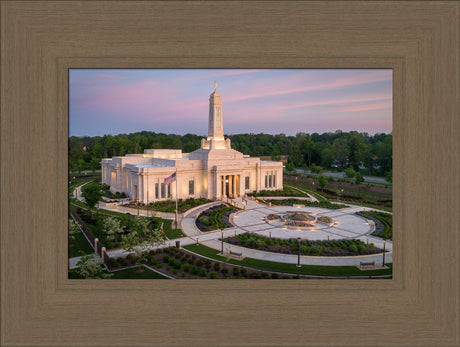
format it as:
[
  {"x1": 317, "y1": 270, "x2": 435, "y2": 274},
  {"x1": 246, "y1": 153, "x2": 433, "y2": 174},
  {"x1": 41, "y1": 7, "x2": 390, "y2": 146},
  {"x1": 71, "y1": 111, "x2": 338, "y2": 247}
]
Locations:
[
  {"x1": 224, "y1": 70, "x2": 392, "y2": 104},
  {"x1": 333, "y1": 100, "x2": 392, "y2": 112}
]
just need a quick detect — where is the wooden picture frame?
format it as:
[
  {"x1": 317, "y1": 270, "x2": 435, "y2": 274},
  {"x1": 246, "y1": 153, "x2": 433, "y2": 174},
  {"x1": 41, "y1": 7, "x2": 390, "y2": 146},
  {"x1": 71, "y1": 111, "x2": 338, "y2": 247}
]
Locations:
[{"x1": 1, "y1": 2, "x2": 458, "y2": 346}]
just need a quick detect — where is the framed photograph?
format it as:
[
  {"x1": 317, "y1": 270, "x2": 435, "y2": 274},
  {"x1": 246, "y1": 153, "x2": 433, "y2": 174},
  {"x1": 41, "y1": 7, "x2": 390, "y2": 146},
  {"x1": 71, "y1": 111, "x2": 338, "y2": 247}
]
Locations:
[
  {"x1": 68, "y1": 68, "x2": 393, "y2": 281},
  {"x1": 2, "y1": 2, "x2": 459, "y2": 346}
]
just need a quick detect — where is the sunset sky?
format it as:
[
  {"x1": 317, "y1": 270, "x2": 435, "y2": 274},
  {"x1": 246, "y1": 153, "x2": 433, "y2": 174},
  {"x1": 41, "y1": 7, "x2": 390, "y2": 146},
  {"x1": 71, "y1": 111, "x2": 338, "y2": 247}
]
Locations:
[{"x1": 69, "y1": 69, "x2": 392, "y2": 137}]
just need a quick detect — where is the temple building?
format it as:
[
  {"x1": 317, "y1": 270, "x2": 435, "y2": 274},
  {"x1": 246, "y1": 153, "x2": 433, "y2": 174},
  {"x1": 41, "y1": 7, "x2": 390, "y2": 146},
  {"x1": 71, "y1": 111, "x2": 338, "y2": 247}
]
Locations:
[{"x1": 101, "y1": 85, "x2": 283, "y2": 203}]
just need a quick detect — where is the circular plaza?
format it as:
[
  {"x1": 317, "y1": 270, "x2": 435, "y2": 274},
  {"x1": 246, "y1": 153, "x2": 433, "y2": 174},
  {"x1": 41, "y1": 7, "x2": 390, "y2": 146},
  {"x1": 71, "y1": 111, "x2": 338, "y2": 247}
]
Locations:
[{"x1": 231, "y1": 202, "x2": 377, "y2": 243}]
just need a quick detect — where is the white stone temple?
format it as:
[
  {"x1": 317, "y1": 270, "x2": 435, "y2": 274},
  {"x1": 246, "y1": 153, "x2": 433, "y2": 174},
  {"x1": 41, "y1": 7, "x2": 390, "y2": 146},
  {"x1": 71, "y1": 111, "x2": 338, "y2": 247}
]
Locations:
[{"x1": 101, "y1": 85, "x2": 283, "y2": 203}]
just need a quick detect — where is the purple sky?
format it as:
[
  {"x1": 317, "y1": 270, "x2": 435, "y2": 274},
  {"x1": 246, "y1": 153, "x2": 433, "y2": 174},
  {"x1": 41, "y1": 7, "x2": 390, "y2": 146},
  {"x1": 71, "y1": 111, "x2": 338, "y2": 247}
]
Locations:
[{"x1": 69, "y1": 69, "x2": 392, "y2": 137}]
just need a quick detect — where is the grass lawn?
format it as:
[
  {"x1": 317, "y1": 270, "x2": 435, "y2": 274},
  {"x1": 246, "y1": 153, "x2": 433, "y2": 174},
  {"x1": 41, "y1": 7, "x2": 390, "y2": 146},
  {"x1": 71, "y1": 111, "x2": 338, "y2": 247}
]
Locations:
[
  {"x1": 184, "y1": 244, "x2": 392, "y2": 277},
  {"x1": 68, "y1": 231, "x2": 94, "y2": 258},
  {"x1": 163, "y1": 219, "x2": 185, "y2": 239},
  {"x1": 111, "y1": 266, "x2": 170, "y2": 279}
]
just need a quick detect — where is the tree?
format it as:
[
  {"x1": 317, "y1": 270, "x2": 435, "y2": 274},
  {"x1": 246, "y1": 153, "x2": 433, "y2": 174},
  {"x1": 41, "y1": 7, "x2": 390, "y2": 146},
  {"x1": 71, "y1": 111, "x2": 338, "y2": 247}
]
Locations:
[
  {"x1": 75, "y1": 254, "x2": 112, "y2": 279},
  {"x1": 354, "y1": 172, "x2": 364, "y2": 184},
  {"x1": 121, "y1": 217, "x2": 165, "y2": 264},
  {"x1": 348, "y1": 135, "x2": 365, "y2": 171},
  {"x1": 285, "y1": 158, "x2": 295, "y2": 172},
  {"x1": 310, "y1": 163, "x2": 323, "y2": 174},
  {"x1": 385, "y1": 169, "x2": 393, "y2": 183},
  {"x1": 344, "y1": 167, "x2": 356, "y2": 179},
  {"x1": 318, "y1": 175, "x2": 327, "y2": 189},
  {"x1": 81, "y1": 183, "x2": 103, "y2": 209},
  {"x1": 69, "y1": 218, "x2": 81, "y2": 241},
  {"x1": 332, "y1": 138, "x2": 349, "y2": 168},
  {"x1": 103, "y1": 216, "x2": 124, "y2": 240},
  {"x1": 301, "y1": 136, "x2": 316, "y2": 167}
]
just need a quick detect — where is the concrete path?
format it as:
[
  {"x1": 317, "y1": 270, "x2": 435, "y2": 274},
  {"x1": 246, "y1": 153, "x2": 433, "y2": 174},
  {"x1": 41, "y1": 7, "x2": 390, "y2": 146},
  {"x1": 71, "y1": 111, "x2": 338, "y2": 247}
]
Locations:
[
  {"x1": 68, "y1": 254, "x2": 97, "y2": 269},
  {"x1": 105, "y1": 199, "x2": 392, "y2": 266},
  {"x1": 77, "y1": 180, "x2": 393, "y2": 267}
]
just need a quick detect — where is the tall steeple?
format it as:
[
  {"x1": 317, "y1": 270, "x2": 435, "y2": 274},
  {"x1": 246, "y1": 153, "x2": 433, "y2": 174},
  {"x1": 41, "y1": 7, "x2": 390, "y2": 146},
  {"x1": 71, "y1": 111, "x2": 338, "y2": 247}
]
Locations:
[
  {"x1": 207, "y1": 81, "x2": 224, "y2": 141},
  {"x1": 200, "y1": 82, "x2": 230, "y2": 150}
]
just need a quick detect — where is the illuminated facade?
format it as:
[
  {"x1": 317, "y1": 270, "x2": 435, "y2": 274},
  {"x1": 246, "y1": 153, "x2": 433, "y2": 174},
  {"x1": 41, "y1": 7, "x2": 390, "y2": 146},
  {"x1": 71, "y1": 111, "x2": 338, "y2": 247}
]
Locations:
[{"x1": 101, "y1": 87, "x2": 283, "y2": 202}]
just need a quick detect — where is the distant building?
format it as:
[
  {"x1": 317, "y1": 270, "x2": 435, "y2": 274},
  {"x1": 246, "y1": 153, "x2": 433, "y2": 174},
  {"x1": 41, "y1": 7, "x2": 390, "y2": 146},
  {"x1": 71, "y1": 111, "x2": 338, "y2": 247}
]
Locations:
[{"x1": 101, "y1": 86, "x2": 283, "y2": 203}]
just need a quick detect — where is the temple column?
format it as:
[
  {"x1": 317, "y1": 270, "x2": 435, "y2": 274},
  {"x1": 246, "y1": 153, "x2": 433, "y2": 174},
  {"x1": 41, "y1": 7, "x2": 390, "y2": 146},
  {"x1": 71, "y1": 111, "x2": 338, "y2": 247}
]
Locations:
[
  {"x1": 222, "y1": 176, "x2": 226, "y2": 199},
  {"x1": 214, "y1": 171, "x2": 219, "y2": 199},
  {"x1": 232, "y1": 175, "x2": 237, "y2": 197}
]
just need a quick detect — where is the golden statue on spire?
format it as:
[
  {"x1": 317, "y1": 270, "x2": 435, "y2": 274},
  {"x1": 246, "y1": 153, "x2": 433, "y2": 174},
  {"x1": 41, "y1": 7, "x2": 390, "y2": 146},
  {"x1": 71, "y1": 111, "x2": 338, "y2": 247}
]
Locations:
[{"x1": 214, "y1": 81, "x2": 217, "y2": 91}]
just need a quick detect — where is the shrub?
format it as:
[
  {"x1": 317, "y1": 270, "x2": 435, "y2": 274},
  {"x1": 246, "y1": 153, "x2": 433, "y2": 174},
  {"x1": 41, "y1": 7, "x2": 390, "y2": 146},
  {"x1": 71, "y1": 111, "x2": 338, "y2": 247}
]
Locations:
[
  {"x1": 253, "y1": 274, "x2": 262, "y2": 279},
  {"x1": 283, "y1": 275, "x2": 290, "y2": 279},
  {"x1": 109, "y1": 258, "x2": 118, "y2": 268},
  {"x1": 204, "y1": 260, "x2": 211, "y2": 269},
  {"x1": 221, "y1": 268, "x2": 229, "y2": 274},
  {"x1": 261, "y1": 272, "x2": 270, "y2": 279},
  {"x1": 271, "y1": 273, "x2": 279, "y2": 279},
  {"x1": 213, "y1": 262, "x2": 221, "y2": 271},
  {"x1": 182, "y1": 273, "x2": 186, "y2": 278},
  {"x1": 357, "y1": 244, "x2": 367, "y2": 254},
  {"x1": 196, "y1": 259, "x2": 204, "y2": 267},
  {"x1": 348, "y1": 245, "x2": 358, "y2": 253},
  {"x1": 182, "y1": 263, "x2": 190, "y2": 272},
  {"x1": 166, "y1": 266, "x2": 171, "y2": 271},
  {"x1": 172, "y1": 269, "x2": 177, "y2": 275},
  {"x1": 173, "y1": 259, "x2": 182, "y2": 270},
  {"x1": 233, "y1": 268, "x2": 240, "y2": 277},
  {"x1": 199, "y1": 268, "x2": 207, "y2": 277},
  {"x1": 191, "y1": 266, "x2": 198, "y2": 275},
  {"x1": 162, "y1": 255, "x2": 170, "y2": 263},
  {"x1": 209, "y1": 271, "x2": 217, "y2": 279}
]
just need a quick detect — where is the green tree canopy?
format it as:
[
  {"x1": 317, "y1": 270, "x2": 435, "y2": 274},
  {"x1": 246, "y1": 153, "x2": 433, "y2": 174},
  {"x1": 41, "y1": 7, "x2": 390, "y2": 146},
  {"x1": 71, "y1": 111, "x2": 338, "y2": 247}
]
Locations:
[{"x1": 81, "y1": 183, "x2": 103, "y2": 209}]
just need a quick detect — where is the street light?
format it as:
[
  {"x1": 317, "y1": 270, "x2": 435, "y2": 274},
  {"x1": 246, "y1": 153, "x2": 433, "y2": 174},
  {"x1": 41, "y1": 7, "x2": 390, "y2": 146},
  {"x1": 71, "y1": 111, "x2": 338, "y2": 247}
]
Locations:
[
  {"x1": 137, "y1": 200, "x2": 140, "y2": 216},
  {"x1": 221, "y1": 229, "x2": 224, "y2": 255},
  {"x1": 296, "y1": 237, "x2": 301, "y2": 267},
  {"x1": 382, "y1": 239, "x2": 386, "y2": 267},
  {"x1": 126, "y1": 213, "x2": 131, "y2": 232}
]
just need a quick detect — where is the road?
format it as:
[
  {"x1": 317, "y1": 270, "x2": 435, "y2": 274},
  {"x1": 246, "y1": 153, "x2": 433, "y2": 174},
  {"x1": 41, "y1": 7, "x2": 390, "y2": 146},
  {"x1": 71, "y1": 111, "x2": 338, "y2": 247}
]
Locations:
[{"x1": 292, "y1": 169, "x2": 390, "y2": 185}]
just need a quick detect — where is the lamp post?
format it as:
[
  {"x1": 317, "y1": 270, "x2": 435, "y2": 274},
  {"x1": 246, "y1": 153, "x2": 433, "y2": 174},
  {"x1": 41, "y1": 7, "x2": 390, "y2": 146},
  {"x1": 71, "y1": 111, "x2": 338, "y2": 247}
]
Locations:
[
  {"x1": 296, "y1": 237, "x2": 301, "y2": 267},
  {"x1": 126, "y1": 213, "x2": 130, "y2": 232},
  {"x1": 221, "y1": 229, "x2": 224, "y2": 255},
  {"x1": 137, "y1": 200, "x2": 140, "y2": 216},
  {"x1": 382, "y1": 239, "x2": 386, "y2": 267}
]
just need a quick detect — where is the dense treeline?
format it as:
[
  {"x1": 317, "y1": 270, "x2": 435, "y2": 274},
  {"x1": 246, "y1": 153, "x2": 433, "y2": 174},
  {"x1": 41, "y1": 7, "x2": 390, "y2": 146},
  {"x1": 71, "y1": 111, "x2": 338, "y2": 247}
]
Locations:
[{"x1": 69, "y1": 130, "x2": 392, "y2": 177}]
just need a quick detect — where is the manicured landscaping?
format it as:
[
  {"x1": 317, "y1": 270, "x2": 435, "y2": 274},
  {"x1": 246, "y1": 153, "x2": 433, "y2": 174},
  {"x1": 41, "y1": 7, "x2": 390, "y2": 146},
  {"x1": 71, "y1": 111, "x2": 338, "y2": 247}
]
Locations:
[
  {"x1": 248, "y1": 185, "x2": 309, "y2": 197},
  {"x1": 111, "y1": 266, "x2": 170, "y2": 279},
  {"x1": 195, "y1": 204, "x2": 236, "y2": 231},
  {"x1": 163, "y1": 219, "x2": 185, "y2": 239},
  {"x1": 184, "y1": 244, "x2": 392, "y2": 277},
  {"x1": 224, "y1": 234, "x2": 383, "y2": 256},
  {"x1": 68, "y1": 231, "x2": 94, "y2": 258},
  {"x1": 124, "y1": 197, "x2": 211, "y2": 213},
  {"x1": 268, "y1": 198, "x2": 346, "y2": 209},
  {"x1": 357, "y1": 210, "x2": 393, "y2": 240}
]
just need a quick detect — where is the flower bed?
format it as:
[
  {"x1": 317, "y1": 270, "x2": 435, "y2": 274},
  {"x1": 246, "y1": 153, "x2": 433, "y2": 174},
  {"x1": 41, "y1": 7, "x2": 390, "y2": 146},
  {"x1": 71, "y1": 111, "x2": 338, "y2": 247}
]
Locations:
[
  {"x1": 269, "y1": 199, "x2": 346, "y2": 209},
  {"x1": 195, "y1": 204, "x2": 236, "y2": 231},
  {"x1": 225, "y1": 233, "x2": 384, "y2": 256},
  {"x1": 317, "y1": 216, "x2": 332, "y2": 223},
  {"x1": 106, "y1": 247, "x2": 301, "y2": 279}
]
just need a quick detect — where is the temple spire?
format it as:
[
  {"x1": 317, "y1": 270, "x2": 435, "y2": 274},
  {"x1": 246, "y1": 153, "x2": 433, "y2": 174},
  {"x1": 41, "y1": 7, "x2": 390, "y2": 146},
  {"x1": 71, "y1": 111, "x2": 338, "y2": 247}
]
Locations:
[{"x1": 214, "y1": 80, "x2": 217, "y2": 91}]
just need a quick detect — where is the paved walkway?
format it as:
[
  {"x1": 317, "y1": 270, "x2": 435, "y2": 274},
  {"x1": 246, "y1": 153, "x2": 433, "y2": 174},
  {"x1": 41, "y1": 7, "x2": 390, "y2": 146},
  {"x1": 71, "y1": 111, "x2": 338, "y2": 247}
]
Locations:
[
  {"x1": 68, "y1": 254, "x2": 97, "y2": 269},
  {"x1": 74, "y1": 183, "x2": 392, "y2": 267}
]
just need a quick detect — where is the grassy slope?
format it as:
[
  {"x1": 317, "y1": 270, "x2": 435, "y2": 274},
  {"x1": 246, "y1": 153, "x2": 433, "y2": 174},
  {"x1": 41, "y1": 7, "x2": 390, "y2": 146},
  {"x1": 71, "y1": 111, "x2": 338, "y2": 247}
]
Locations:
[{"x1": 184, "y1": 244, "x2": 392, "y2": 277}]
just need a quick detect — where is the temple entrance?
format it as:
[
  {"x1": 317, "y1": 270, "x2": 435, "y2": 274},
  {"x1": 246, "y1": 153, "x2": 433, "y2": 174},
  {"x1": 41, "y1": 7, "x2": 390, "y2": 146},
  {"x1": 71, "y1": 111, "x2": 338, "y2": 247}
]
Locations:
[{"x1": 220, "y1": 174, "x2": 240, "y2": 199}]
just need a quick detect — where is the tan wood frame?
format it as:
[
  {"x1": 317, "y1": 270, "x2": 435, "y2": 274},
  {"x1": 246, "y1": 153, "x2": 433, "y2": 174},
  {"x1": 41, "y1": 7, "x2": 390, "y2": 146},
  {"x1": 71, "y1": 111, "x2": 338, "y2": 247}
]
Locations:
[{"x1": 1, "y1": 1, "x2": 459, "y2": 346}]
